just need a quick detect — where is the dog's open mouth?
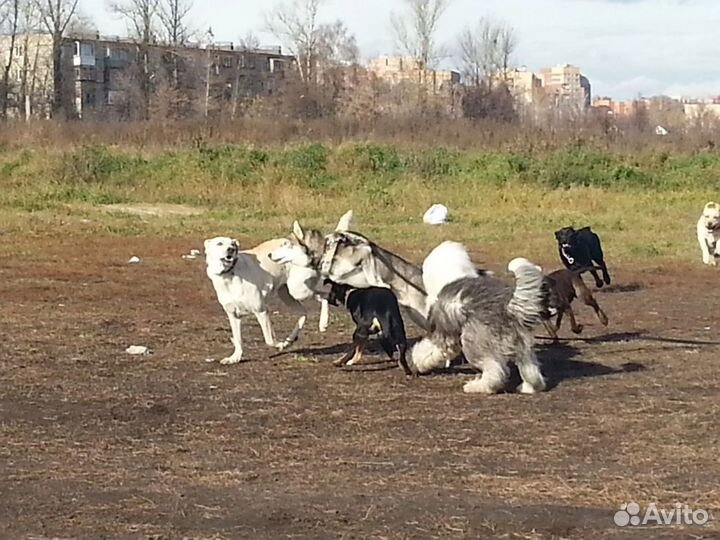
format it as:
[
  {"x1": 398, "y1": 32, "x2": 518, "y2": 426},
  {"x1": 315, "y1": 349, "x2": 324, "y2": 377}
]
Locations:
[{"x1": 222, "y1": 255, "x2": 236, "y2": 264}]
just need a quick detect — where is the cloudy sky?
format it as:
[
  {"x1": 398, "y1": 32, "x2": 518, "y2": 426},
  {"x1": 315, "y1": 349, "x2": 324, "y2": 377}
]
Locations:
[{"x1": 81, "y1": 0, "x2": 720, "y2": 99}]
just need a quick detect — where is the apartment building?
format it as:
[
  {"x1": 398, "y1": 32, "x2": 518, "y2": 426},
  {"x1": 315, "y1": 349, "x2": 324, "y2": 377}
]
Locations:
[
  {"x1": 537, "y1": 64, "x2": 591, "y2": 110},
  {"x1": 0, "y1": 32, "x2": 294, "y2": 120},
  {"x1": 499, "y1": 67, "x2": 543, "y2": 104},
  {"x1": 367, "y1": 55, "x2": 460, "y2": 94}
]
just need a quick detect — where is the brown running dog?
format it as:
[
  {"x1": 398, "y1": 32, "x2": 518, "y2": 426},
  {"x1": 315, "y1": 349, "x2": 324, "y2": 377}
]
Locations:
[{"x1": 542, "y1": 267, "x2": 609, "y2": 341}]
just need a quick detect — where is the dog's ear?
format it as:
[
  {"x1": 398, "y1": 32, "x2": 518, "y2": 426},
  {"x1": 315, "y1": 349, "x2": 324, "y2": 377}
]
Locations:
[
  {"x1": 231, "y1": 239, "x2": 239, "y2": 249},
  {"x1": 203, "y1": 239, "x2": 212, "y2": 251},
  {"x1": 336, "y1": 210, "x2": 353, "y2": 232},
  {"x1": 292, "y1": 221, "x2": 304, "y2": 241}
]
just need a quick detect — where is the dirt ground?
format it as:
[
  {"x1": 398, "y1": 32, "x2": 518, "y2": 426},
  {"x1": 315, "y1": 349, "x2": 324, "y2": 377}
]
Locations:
[{"x1": 1, "y1": 235, "x2": 719, "y2": 540}]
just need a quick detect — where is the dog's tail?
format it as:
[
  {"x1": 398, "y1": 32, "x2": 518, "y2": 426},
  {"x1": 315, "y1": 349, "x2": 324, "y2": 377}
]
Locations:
[
  {"x1": 507, "y1": 257, "x2": 548, "y2": 330},
  {"x1": 422, "y1": 241, "x2": 477, "y2": 306}
]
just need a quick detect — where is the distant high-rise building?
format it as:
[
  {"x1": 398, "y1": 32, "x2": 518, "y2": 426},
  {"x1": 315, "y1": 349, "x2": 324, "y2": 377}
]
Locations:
[
  {"x1": 497, "y1": 67, "x2": 543, "y2": 104},
  {"x1": 536, "y1": 64, "x2": 590, "y2": 110}
]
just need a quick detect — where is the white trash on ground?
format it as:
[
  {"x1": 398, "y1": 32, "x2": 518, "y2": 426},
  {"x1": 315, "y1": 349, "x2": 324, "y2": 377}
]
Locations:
[
  {"x1": 182, "y1": 249, "x2": 202, "y2": 260},
  {"x1": 423, "y1": 204, "x2": 449, "y2": 225},
  {"x1": 128, "y1": 256, "x2": 141, "y2": 264},
  {"x1": 125, "y1": 345, "x2": 150, "y2": 355}
]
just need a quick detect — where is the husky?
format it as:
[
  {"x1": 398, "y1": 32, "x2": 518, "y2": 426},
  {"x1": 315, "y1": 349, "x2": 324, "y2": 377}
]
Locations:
[
  {"x1": 409, "y1": 241, "x2": 548, "y2": 395},
  {"x1": 268, "y1": 210, "x2": 354, "y2": 332},
  {"x1": 320, "y1": 231, "x2": 431, "y2": 330},
  {"x1": 697, "y1": 201, "x2": 720, "y2": 266}
]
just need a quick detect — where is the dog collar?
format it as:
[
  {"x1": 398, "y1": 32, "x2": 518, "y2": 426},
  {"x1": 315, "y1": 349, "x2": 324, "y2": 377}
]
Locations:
[{"x1": 561, "y1": 246, "x2": 575, "y2": 265}]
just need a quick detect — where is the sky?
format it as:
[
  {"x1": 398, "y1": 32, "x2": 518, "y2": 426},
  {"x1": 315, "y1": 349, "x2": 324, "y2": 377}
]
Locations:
[{"x1": 80, "y1": 0, "x2": 720, "y2": 100}]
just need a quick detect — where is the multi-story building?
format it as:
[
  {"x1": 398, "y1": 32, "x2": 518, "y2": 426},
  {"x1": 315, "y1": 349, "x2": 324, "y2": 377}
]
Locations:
[
  {"x1": 537, "y1": 64, "x2": 590, "y2": 110},
  {"x1": 367, "y1": 55, "x2": 460, "y2": 94},
  {"x1": 498, "y1": 67, "x2": 543, "y2": 104},
  {"x1": 0, "y1": 32, "x2": 294, "y2": 120}
]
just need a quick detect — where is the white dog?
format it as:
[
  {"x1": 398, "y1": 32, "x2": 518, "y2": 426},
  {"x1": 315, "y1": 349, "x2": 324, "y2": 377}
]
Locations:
[
  {"x1": 204, "y1": 211, "x2": 353, "y2": 365},
  {"x1": 204, "y1": 237, "x2": 308, "y2": 365},
  {"x1": 697, "y1": 201, "x2": 720, "y2": 266}
]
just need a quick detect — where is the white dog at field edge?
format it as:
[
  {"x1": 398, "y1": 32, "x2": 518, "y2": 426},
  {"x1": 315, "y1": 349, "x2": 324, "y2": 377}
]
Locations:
[{"x1": 697, "y1": 201, "x2": 720, "y2": 266}]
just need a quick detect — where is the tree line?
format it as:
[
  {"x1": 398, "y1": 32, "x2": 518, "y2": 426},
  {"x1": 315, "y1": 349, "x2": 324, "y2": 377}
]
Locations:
[{"x1": 0, "y1": 0, "x2": 532, "y2": 123}]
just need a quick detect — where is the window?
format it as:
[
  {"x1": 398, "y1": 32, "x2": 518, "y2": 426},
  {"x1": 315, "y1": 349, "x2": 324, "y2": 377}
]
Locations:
[
  {"x1": 221, "y1": 55, "x2": 233, "y2": 68},
  {"x1": 14, "y1": 45, "x2": 24, "y2": 57},
  {"x1": 80, "y1": 43, "x2": 95, "y2": 57}
]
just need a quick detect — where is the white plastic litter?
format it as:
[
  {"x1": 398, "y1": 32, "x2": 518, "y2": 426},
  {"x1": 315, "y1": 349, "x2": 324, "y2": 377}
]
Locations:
[
  {"x1": 128, "y1": 256, "x2": 141, "y2": 264},
  {"x1": 182, "y1": 249, "x2": 202, "y2": 260},
  {"x1": 125, "y1": 345, "x2": 150, "y2": 355},
  {"x1": 423, "y1": 203, "x2": 449, "y2": 225}
]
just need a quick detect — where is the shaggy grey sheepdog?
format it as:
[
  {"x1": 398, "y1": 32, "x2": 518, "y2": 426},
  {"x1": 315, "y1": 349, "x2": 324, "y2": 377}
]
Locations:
[{"x1": 410, "y1": 241, "x2": 548, "y2": 394}]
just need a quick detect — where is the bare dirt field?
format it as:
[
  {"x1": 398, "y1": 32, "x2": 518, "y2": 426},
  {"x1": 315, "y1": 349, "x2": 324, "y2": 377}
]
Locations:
[{"x1": 1, "y1": 235, "x2": 719, "y2": 540}]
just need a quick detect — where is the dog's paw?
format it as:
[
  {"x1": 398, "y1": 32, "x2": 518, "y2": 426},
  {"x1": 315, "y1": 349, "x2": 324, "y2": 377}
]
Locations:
[
  {"x1": 318, "y1": 324, "x2": 328, "y2": 333},
  {"x1": 572, "y1": 324, "x2": 584, "y2": 334},
  {"x1": 463, "y1": 378, "x2": 498, "y2": 394},
  {"x1": 220, "y1": 355, "x2": 243, "y2": 365},
  {"x1": 518, "y1": 381, "x2": 544, "y2": 394}
]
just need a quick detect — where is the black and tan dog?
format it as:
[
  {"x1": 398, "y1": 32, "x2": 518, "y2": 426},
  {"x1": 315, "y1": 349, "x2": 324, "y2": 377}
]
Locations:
[
  {"x1": 542, "y1": 267, "x2": 609, "y2": 341},
  {"x1": 326, "y1": 281, "x2": 412, "y2": 375},
  {"x1": 555, "y1": 226, "x2": 611, "y2": 288}
]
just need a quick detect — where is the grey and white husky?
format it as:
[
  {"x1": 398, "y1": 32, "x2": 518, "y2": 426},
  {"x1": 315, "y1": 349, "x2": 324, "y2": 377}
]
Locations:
[
  {"x1": 268, "y1": 210, "x2": 354, "y2": 332},
  {"x1": 319, "y1": 230, "x2": 431, "y2": 330}
]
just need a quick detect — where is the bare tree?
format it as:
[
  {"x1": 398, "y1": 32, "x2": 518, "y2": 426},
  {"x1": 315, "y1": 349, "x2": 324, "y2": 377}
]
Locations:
[
  {"x1": 316, "y1": 21, "x2": 358, "y2": 67},
  {"x1": 266, "y1": 0, "x2": 358, "y2": 86},
  {"x1": 110, "y1": 0, "x2": 160, "y2": 120},
  {"x1": 67, "y1": 11, "x2": 98, "y2": 34},
  {"x1": 110, "y1": 0, "x2": 159, "y2": 43},
  {"x1": 459, "y1": 17, "x2": 516, "y2": 88},
  {"x1": 159, "y1": 0, "x2": 192, "y2": 46},
  {"x1": 34, "y1": 0, "x2": 79, "y2": 118},
  {"x1": 1, "y1": 0, "x2": 21, "y2": 118},
  {"x1": 391, "y1": 0, "x2": 451, "y2": 69},
  {"x1": 265, "y1": 0, "x2": 323, "y2": 84},
  {"x1": 266, "y1": 0, "x2": 323, "y2": 83},
  {"x1": 238, "y1": 30, "x2": 260, "y2": 50}
]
